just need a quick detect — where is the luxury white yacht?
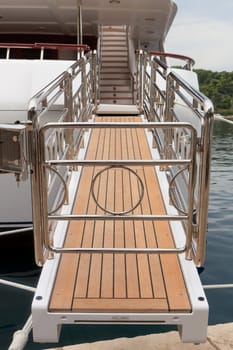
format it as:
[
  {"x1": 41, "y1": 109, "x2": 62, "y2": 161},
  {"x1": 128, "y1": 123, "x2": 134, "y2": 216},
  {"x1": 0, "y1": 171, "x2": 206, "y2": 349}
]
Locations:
[{"x1": 0, "y1": 1, "x2": 215, "y2": 349}]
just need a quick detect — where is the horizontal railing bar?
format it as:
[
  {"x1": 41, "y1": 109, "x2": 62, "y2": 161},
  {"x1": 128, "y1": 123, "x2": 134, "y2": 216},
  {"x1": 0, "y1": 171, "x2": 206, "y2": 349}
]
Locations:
[
  {"x1": 40, "y1": 121, "x2": 195, "y2": 131},
  {"x1": 49, "y1": 246, "x2": 186, "y2": 254},
  {"x1": 48, "y1": 214, "x2": 188, "y2": 221},
  {"x1": 0, "y1": 42, "x2": 89, "y2": 51},
  {"x1": 149, "y1": 51, "x2": 195, "y2": 69},
  {"x1": 46, "y1": 159, "x2": 191, "y2": 166},
  {"x1": 169, "y1": 71, "x2": 214, "y2": 114},
  {"x1": 29, "y1": 73, "x2": 70, "y2": 110}
]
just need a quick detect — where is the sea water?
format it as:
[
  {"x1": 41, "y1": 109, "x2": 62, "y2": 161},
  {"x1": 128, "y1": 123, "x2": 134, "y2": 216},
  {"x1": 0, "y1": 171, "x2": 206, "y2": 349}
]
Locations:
[
  {"x1": 200, "y1": 119, "x2": 233, "y2": 324},
  {"x1": 1, "y1": 119, "x2": 233, "y2": 349}
]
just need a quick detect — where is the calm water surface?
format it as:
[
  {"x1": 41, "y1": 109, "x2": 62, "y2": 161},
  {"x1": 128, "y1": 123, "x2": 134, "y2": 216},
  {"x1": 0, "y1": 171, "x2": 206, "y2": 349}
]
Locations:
[
  {"x1": 200, "y1": 119, "x2": 233, "y2": 324},
  {"x1": 1, "y1": 119, "x2": 233, "y2": 349}
]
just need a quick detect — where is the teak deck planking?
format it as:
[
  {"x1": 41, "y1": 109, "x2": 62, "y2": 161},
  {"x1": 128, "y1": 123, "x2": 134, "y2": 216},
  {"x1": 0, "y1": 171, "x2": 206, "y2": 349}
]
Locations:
[{"x1": 49, "y1": 116, "x2": 191, "y2": 314}]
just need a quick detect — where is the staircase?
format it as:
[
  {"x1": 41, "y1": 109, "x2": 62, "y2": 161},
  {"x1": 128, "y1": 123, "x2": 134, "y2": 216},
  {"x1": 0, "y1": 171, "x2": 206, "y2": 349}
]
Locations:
[{"x1": 99, "y1": 26, "x2": 134, "y2": 105}]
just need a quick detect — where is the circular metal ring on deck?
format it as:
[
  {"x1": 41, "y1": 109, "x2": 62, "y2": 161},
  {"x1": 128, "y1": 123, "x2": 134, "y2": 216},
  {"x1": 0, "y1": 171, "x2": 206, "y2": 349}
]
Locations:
[
  {"x1": 168, "y1": 166, "x2": 188, "y2": 215},
  {"x1": 91, "y1": 165, "x2": 144, "y2": 215},
  {"x1": 45, "y1": 165, "x2": 68, "y2": 215}
]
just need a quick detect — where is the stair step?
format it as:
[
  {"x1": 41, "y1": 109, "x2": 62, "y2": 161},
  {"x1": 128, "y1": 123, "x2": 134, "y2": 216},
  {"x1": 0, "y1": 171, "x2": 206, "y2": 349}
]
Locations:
[
  {"x1": 100, "y1": 85, "x2": 132, "y2": 92},
  {"x1": 100, "y1": 92, "x2": 133, "y2": 98},
  {"x1": 102, "y1": 26, "x2": 126, "y2": 32},
  {"x1": 100, "y1": 73, "x2": 131, "y2": 79},
  {"x1": 101, "y1": 67, "x2": 130, "y2": 73},
  {"x1": 100, "y1": 79, "x2": 131, "y2": 85},
  {"x1": 102, "y1": 48, "x2": 128, "y2": 53},
  {"x1": 101, "y1": 44, "x2": 127, "y2": 49},
  {"x1": 102, "y1": 29, "x2": 126, "y2": 32},
  {"x1": 101, "y1": 61, "x2": 128, "y2": 66},
  {"x1": 102, "y1": 35, "x2": 126, "y2": 41},
  {"x1": 101, "y1": 57, "x2": 128, "y2": 63},
  {"x1": 102, "y1": 30, "x2": 126, "y2": 34},
  {"x1": 101, "y1": 52, "x2": 128, "y2": 57},
  {"x1": 100, "y1": 98, "x2": 133, "y2": 105},
  {"x1": 102, "y1": 39, "x2": 127, "y2": 45}
]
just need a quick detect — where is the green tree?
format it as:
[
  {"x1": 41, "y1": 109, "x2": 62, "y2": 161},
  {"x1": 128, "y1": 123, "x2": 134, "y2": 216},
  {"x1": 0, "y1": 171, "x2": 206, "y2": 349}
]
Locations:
[{"x1": 195, "y1": 69, "x2": 233, "y2": 116}]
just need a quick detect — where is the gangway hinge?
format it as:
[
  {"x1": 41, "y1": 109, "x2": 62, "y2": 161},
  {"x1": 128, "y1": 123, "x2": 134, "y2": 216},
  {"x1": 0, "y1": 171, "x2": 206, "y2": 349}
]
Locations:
[
  {"x1": 196, "y1": 137, "x2": 203, "y2": 152},
  {"x1": 192, "y1": 223, "x2": 199, "y2": 239},
  {"x1": 0, "y1": 123, "x2": 28, "y2": 182}
]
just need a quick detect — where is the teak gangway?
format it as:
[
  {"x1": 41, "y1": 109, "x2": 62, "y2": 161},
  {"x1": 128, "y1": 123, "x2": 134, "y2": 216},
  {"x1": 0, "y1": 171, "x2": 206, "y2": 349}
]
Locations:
[
  {"x1": 0, "y1": 49, "x2": 213, "y2": 344},
  {"x1": 32, "y1": 114, "x2": 208, "y2": 343}
]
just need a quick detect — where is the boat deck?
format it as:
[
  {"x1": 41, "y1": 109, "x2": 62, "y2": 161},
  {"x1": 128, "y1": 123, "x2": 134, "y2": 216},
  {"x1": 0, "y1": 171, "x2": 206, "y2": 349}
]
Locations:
[{"x1": 49, "y1": 116, "x2": 191, "y2": 314}]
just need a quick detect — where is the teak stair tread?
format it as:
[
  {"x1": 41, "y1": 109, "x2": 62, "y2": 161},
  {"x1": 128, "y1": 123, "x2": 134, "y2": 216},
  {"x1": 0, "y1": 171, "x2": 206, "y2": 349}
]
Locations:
[{"x1": 49, "y1": 116, "x2": 191, "y2": 314}]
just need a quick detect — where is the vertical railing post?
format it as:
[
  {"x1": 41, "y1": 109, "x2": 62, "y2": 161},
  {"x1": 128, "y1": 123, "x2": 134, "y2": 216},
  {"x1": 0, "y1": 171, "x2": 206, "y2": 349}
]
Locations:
[
  {"x1": 38, "y1": 128, "x2": 51, "y2": 258},
  {"x1": 64, "y1": 72, "x2": 74, "y2": 160},
  {"x1": 6, "y1": 47, "x2": 10, "y2": 59},
  {"x1": 81, "y1": 57, "x2": 87, "y2": 121},
  {"x1": 28, "y1": 108, "x2": 45, "y2": 266},
  {"x1": 136, "y1": 50, "x2": 143, "y2": 112},
  {"x1": 164, "y1": 74, "x2": 175, "y2": 161},
  {"x1": 150, "y1": 57, "x2": 156, "y2": 121},
  {"x1": 185, "y1": 129, "x2": 197, "y2": 260},
  {"x1": 91, "y1": 50, "x2": 98, "y2": 110},
  {"x1": 195, "y1": 109, "x2": 214, "y2": 265},
  {"x1": 143, "y1": 52, "x2": 148, "y2": 114}
]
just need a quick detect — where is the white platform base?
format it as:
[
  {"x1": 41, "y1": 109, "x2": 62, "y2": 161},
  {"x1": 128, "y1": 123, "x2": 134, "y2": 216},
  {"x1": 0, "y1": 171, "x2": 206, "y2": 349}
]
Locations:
[{"x1": 96, "y1": 104, "x2": 140, "y2": 115}]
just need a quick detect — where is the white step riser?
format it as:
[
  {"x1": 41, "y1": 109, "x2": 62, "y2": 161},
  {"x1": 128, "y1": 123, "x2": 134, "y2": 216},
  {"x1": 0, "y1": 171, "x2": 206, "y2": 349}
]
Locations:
[
  {"x1": 102, "y1": 31, "x2": 126, "y2": 35},
  {"x1": 101, "y1": 57, "x2": 128, "y2": 63},
  {"x1": 101, "y1": 45, "x2": 127, "y2": 50},
  {"x1": 100, "y1": 79, "x2": 131, "y2": 85},
  {"x1": 100, "y1": 85, "x2": 132, "y2": 92},
  {"x1": 101, "y1": 52, "x2": 128, "y2": 58},
  {"x1": 102, "y1": 27, "x2": 126, "y2": 32},
  {"x1": 102, "y1": 41, "x2": 127, "y2": 46},
  {"x1": 101, "y1": 62, "x2": 128, "y2": 68},
  {"x1": 102, "y1": 35, "x2": 126, "y2": 41},
  {"x1": 102, "y1": 37, "x2": 126, "y2": 41},
  {"x1": 100, "y1": 92, "x2": 133, "y2": 99},
  {"x1": 100, "y1": 98, "x2": 133, "y2": 105},
  {"x1": 102, "y1": 32, "x2": 126, "y2": 36},
  {"x1": 102, "y1": 48, "x2": 128, "y2": 53},
  {"x1": 101, "y1": 68, "x2": 130, "y2": 73},
  {"x1": 100, "y1": 73, "x2": 130, "y2": 79}
]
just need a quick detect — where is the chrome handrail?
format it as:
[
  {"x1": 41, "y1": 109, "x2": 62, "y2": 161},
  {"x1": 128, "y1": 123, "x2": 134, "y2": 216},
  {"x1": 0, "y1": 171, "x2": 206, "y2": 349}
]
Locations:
[
  {"x1": 166, "y1": 71, "x2": 214, "y2": 265},
  {"x1": 28, "y1": 52, "x2": 97, "y2": 265},
  {"x1": 27, "y1": 48, "x2": 213, "y2": 267},
  {"x1": 137, "y1": 50, "x2": 214, "y2": 266},
  {"x1": 149, "y1": 51, "x2": 195, "y2": 70}
]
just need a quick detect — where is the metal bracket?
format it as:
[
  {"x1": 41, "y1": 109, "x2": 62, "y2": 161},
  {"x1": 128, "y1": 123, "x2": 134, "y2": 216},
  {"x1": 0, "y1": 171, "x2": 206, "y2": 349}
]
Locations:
[{"x1": 0, "y1": 124, "x2": 28, "y2": 180}]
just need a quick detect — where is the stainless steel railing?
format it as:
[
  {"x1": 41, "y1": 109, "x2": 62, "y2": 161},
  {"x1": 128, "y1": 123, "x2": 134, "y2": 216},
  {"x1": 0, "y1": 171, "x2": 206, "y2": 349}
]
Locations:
[
  {"x1": 28, "y1": 52, "x2": 97, "y2": 265},
  {"x1": 21, "y1": 47, "x2": 213, "y2": 267},
  {"x1": 137, "y1": 50, "x2": 214, "y2": 266},
  {"x1": 34, "y1": 121, "x2": 197, "y2": 263}
]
